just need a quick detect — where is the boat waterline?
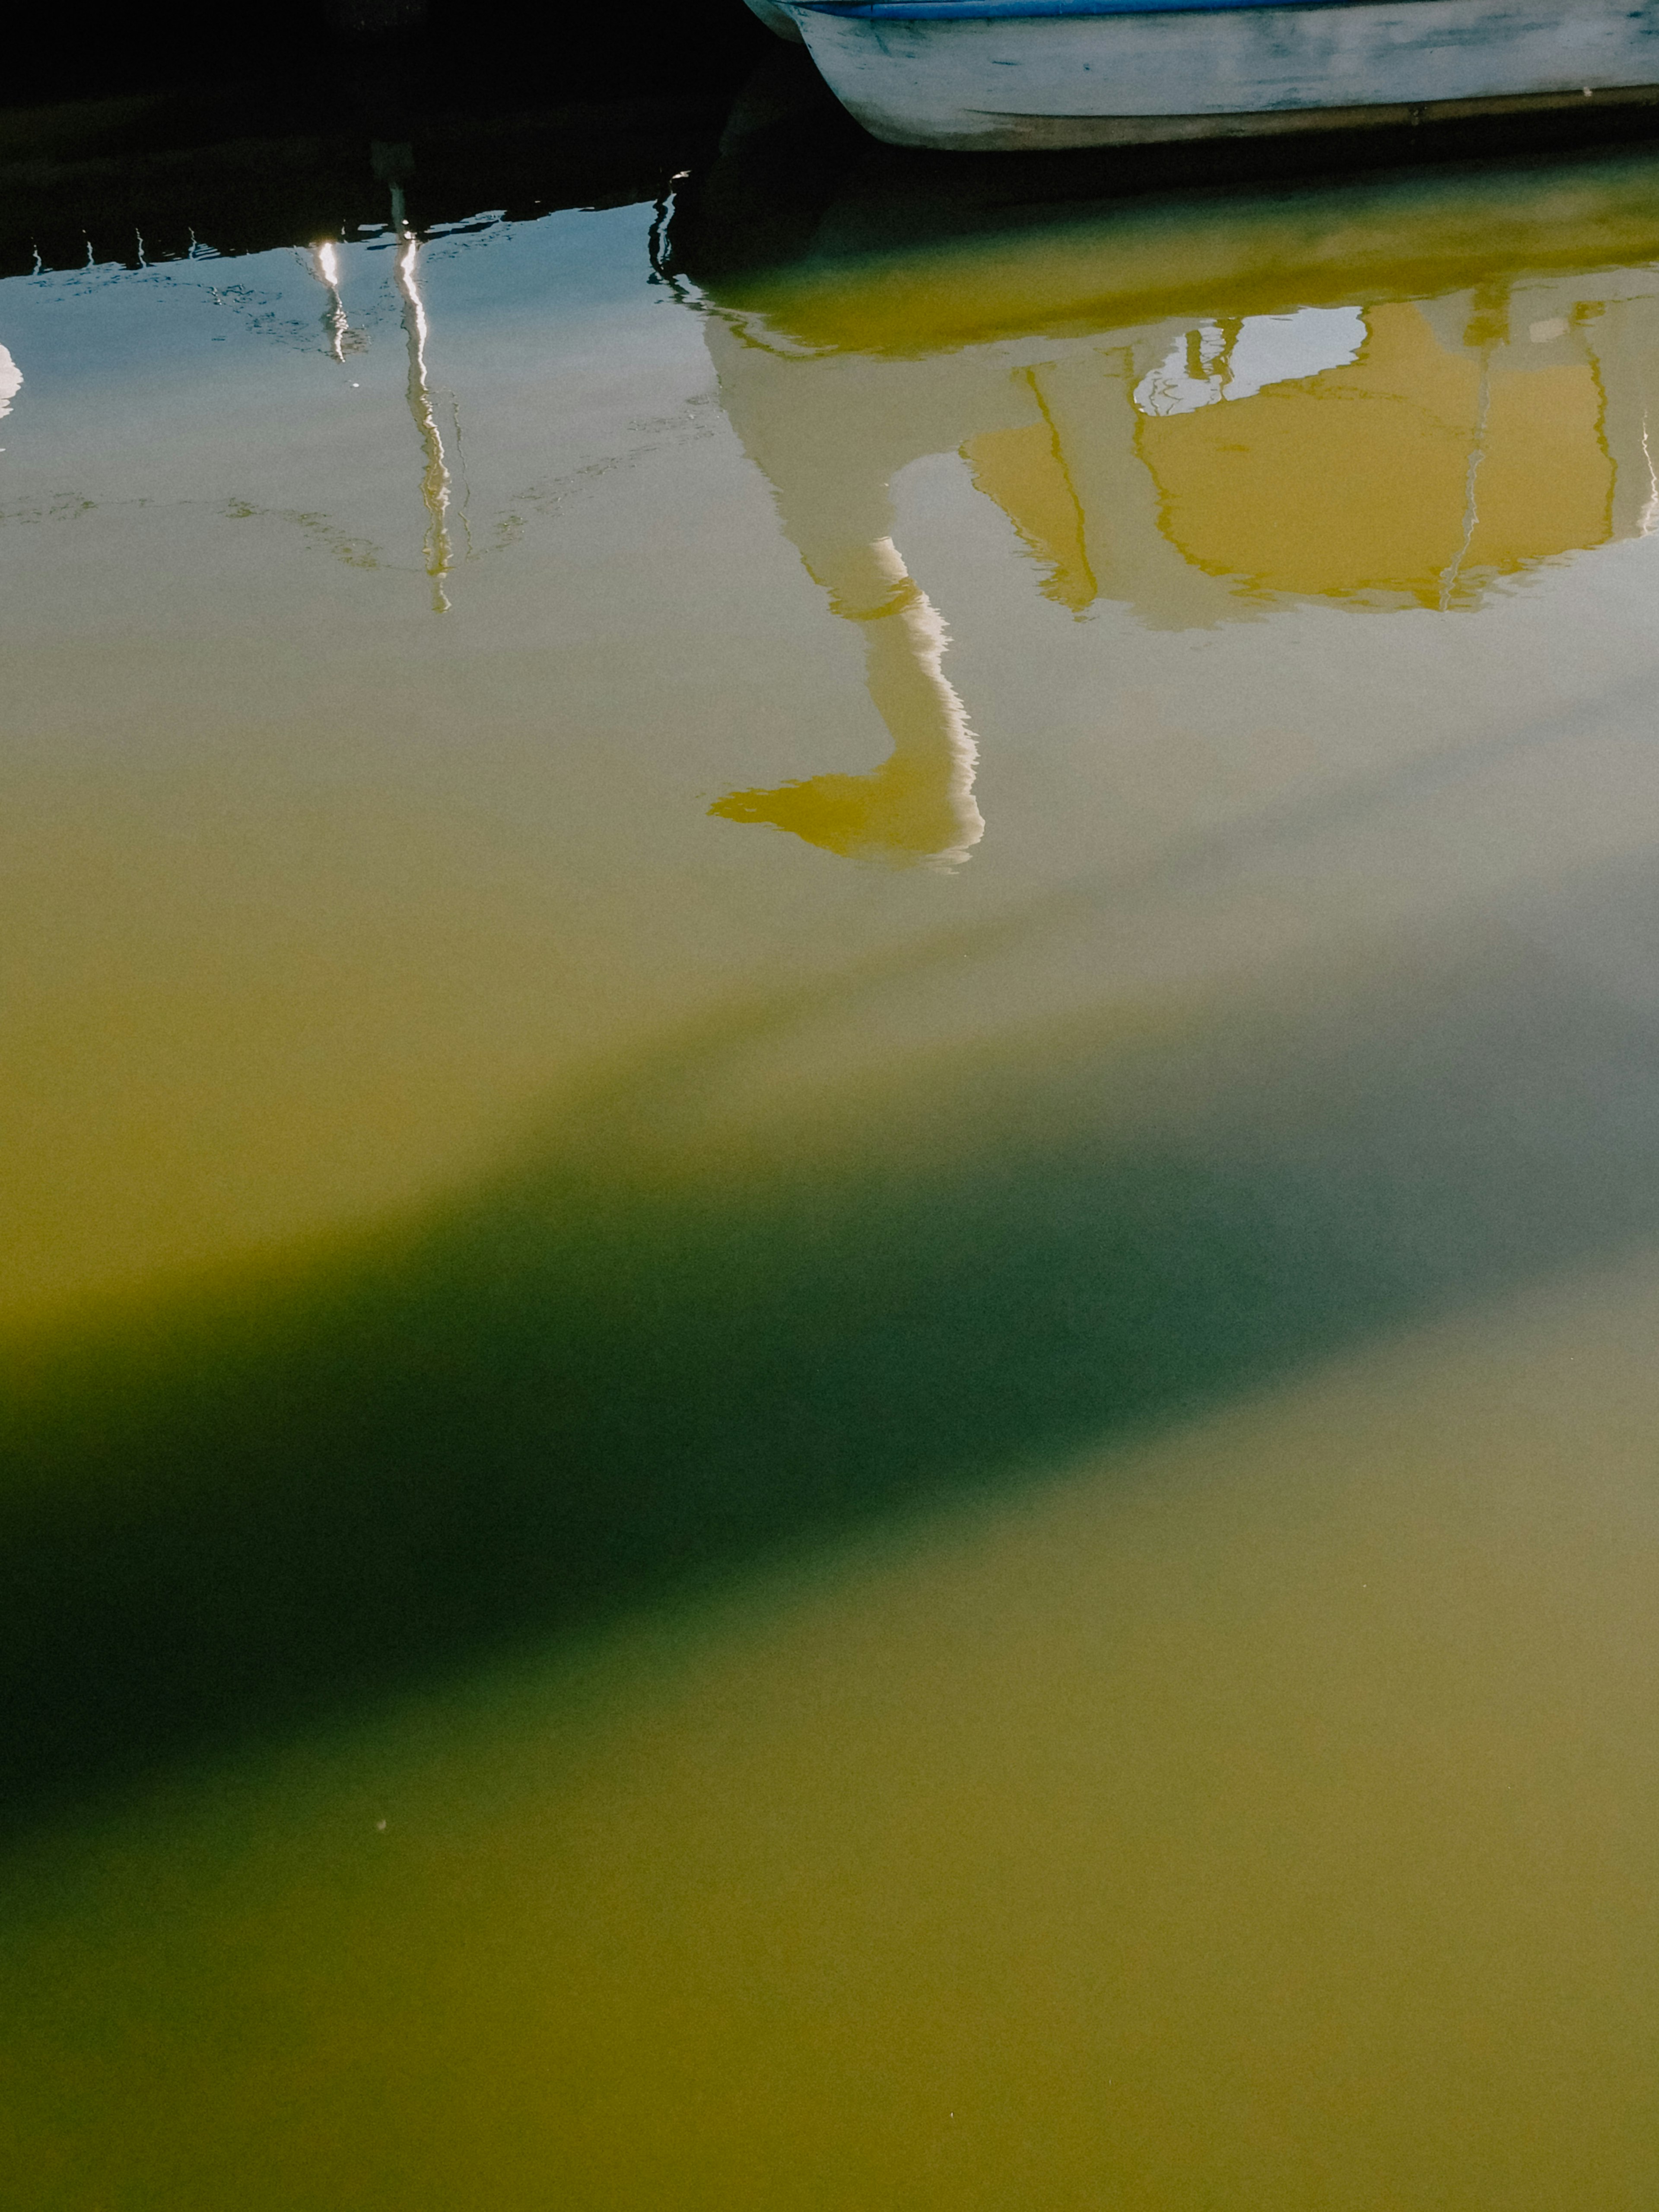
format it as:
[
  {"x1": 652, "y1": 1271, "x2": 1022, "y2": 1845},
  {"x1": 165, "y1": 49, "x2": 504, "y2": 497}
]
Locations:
[{"x1": 782, "y1": 0, "x2": 1659, "y2": 149}]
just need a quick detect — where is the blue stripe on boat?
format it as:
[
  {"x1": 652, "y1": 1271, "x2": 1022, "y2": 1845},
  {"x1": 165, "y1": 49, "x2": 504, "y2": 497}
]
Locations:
[{"x1": 799, "y1": 0, "x2": 1406, "y2": 17}]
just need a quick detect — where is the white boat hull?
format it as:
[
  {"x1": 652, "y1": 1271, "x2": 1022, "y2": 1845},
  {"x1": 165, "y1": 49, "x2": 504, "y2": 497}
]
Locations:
[
  {"x1": 742, "y1": 0, "x2": 807, "y2": 42},
  {"x1": 785, "y1": 0, "x2": 1659, "y2": 149}
]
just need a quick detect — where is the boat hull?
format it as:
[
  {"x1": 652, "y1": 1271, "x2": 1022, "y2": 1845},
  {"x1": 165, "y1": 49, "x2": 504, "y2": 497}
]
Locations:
[
  {"x1": 742, "y1": 0, "x2": 807, "y2": 41},
  {"x1": 787, "y1": 0, "x2": 1659, "y2": 149}
]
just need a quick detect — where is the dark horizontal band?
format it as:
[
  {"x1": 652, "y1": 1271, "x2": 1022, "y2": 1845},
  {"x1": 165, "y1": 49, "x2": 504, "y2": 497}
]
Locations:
[{"x1": 801, "y1": 0, "x2": 1438, "y2": 19}]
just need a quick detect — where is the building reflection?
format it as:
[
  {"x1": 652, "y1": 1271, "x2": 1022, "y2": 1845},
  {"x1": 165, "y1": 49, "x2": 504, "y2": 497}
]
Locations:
[{"x1": 699, "y1": 219, "x2": 1659, "y2": 864}]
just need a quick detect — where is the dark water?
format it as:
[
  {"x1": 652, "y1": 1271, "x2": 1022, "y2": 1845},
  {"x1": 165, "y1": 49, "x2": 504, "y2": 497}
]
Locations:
[{"x1": 4, "y1": 58, "x2": 1659, "y2": 2207}]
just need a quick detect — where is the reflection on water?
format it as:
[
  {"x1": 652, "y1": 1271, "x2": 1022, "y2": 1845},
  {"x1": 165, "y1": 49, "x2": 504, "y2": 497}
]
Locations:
[
  {"x1": 0, "y1": 340, "x2": 20, "y2": 435},
  {"x1": 311, "y1": 238, "x2": 365, "y2": 366},
  {"x1": 307, "y1": 193, "x2": 455, "y2": 606},
  {"x1": 1134, "y1": 303, "x2": 1368, "y2": 413},
  {"x1": 710, "y1": 534, "x2": 982, "y2": 864},
  {"x1": 1131, "y1": 297, "x2": 1623, "y2": 607},
  {"x1": 703, "y1": 220, "x2": 1659, "y2": 859},
  {"x1": 10, "y1": 108, "x2": 1659, "y2": 2210},
  {"x1": 390, "y1": 194, "x2": 458, "y2": 610},
  {"x1": 695, "y1": 167, "x2": 1659, "y2": 868}
]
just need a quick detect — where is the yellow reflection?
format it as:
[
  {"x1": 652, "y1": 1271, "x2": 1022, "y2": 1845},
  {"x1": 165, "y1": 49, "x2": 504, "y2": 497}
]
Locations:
[
  {"x1": 963, "y1": 396, "x2": 1095, "y2": 613},
  {"x1": 1138, "y1": 302, "x2": 1613, "y2": 606},
  {"x1": 710, "y1": 285, "x2": 1656, "y2": 631},
  {"x1": 703, "y1": 226, "x2": 1659, "y2": 855},
  {"x1": 711, "y1": 537, "x2": 982, "y2": 865}
]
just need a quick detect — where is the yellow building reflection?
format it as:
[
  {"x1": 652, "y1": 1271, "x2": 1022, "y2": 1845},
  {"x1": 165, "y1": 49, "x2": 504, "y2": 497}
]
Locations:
[
  {"x1": 1138, "y1": 300, "x2": 1613, "y2": 606},
  {"x1": 703, "y1": 248, "x2": 1659, "y2": 862}
]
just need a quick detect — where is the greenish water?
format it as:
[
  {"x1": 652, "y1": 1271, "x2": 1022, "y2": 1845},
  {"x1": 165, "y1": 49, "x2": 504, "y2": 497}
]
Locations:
[{"x1": 4, "y1": 91, "x2": 1659, "y2": 2206}]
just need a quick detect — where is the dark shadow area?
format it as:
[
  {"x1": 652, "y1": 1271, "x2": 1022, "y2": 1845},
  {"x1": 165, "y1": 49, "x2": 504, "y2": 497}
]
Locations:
[
  {"x1": 1, "y1": 2, "x2": 769, "y2": 274},
  {"x1": 7, "y1": 0, "x2": 772, "y2": 109},
  {"x1": 7, "y1": 885, "x2": 1659, "y2": 1834},
  {"x1": 13, "y1": 21, "x2": 1659, "y2": 286}
]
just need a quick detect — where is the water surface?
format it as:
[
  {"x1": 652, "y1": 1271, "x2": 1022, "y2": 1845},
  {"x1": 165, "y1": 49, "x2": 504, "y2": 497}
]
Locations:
[{"x1": 5, "y1": 99, "x2": 1659, "y2": 2208}]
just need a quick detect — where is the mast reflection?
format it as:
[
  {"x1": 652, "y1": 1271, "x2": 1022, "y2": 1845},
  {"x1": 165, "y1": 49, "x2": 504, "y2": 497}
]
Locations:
[
  {"x1": 309, "y1": 201, "x2": 456, "y2": 611},
  {"x1": 312, "y1": 240, "x2": 356, "y2": 365},
  {"x1": 390, "y1": 208, "x2": 455, "y2": 614}
]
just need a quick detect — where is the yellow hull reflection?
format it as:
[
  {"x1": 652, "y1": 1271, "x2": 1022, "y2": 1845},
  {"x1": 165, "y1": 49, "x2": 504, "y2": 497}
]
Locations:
[{"x1": 702, "y1": 153, "x2": 1659, "y2": 861}]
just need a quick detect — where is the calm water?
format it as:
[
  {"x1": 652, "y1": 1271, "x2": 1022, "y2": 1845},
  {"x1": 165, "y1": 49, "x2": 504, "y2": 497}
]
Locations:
[{"x1": 5, "y1": 79, "x2": 1659, "y2": 2206}]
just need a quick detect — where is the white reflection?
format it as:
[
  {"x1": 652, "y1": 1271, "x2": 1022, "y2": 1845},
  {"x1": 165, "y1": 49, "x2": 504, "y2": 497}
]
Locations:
[
  {"x1": 0, "y1": 342, "x2": 22, "y2": 442},
  {"x1": 310, "y1": 239, "x2": 362, "y2": 365},
  {"x1": 1135, "y1": 306, "x2": 1366, "y2": 417},
  {"x1": 391, "y1": 226, "x2": 454, "y2": 613},
  {"x1": 314, "y1": 238, "x2": 349, "y2": 362}
]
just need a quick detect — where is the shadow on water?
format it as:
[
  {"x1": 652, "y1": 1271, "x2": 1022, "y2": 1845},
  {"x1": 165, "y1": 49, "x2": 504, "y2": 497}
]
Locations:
[{"x1": 10, "y1": 820, "x2": 1659, "y2": 1832}]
